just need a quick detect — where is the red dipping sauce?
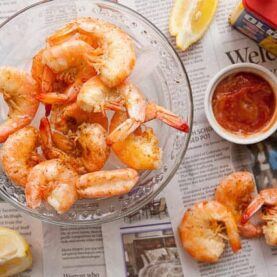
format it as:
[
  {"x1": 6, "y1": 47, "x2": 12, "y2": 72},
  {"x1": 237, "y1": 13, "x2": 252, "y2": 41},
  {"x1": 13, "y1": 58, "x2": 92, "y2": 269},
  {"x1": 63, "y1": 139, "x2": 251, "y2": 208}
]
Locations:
[{"x1": 212, "y1": 72, "x2": 276, "y2": 135}]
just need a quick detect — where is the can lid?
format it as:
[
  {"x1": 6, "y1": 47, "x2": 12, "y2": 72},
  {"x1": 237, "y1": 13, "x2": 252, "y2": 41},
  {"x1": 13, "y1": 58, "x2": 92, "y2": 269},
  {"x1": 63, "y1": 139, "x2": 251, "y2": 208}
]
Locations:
[{"x1": 243, "y1": 0, "x2": 277, "y2": 29}]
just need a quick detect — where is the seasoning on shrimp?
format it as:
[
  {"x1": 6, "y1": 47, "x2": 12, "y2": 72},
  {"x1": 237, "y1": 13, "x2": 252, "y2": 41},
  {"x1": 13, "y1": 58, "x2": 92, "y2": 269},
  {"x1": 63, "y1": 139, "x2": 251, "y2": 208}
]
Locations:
[
  {"x1": 0, "y1": 126, "x2": 43, "y2": 187},
  {"x1": 215, "y1": 171, "x2": 262, "y2": 238},
  {"x1": 0, "y1": 67, "x2": 39, "y2": 142}
]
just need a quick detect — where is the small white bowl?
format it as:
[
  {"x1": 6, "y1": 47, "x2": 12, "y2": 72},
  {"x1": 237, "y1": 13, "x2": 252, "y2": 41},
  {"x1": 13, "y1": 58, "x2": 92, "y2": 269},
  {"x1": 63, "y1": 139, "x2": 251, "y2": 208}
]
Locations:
[{"x1": 205, "y1": 63, "x2": 277, "y2": 145}]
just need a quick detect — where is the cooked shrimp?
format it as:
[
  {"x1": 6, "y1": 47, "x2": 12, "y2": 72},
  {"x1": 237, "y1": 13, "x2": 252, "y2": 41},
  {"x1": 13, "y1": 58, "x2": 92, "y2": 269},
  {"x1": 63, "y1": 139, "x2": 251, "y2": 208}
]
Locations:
[
  {"x1": 0, "y1": 126, "x2": 42, "y2": 187},
  {"x1": 40, "y1": 117, "x2": 109, "y2": 173},
  {"x1": 107, "y1": 83, "x2": 189, "y2": 144},
  {"x1": 179, "y1": 200, "x2": 241, "y2": 263},
  {"x1": 77, "y1": 168, "x2": 139, "y2": 198},
  {"x1": 37, "y1": 40, "x2": 96, "y2": 104},
  {"x1": 77, "y1": 123, "x2": 110, "y2": 172},
  {"x1": 25, "y1": 159, "x2": 78, "y2": 214},
  {"x1": 47, "y1": 17, "x2": 136, "y2": 87},
  {"x1": 242, "y1": 188, "x2": 277, "y2": 246},
  {"x1": 50, "y1": 103, "x2": 108, "y2": 134},
  {"x1": 77, "y1": 76, "x2": 124, "y2": 114},
  {"x1": 110, "y1": 111, "x2": 162, "y2": 170},
  {"x1": 215, "y1": 172, "x2": 262, "y2": 238},
  {"x1": 0, "y1": 67, "x2": 39, "y2": 142}
]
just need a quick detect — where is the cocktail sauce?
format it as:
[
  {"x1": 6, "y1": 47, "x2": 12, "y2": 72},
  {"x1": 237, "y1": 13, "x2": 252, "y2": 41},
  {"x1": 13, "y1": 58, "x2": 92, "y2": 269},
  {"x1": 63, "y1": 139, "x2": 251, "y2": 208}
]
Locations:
[{"x1": 212, "y1": 72, "x2": 275, "y2": 135}]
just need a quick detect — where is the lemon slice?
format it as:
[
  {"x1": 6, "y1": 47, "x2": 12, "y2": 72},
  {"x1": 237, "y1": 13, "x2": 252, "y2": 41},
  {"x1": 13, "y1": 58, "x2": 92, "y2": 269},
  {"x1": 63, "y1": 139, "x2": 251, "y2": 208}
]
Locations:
[
  {"x1": 169, "y1": 0, "x2": 218, "y2": 50},
  {"x1": 0, "y1": 227, "x2": 32, "y2": 277}
]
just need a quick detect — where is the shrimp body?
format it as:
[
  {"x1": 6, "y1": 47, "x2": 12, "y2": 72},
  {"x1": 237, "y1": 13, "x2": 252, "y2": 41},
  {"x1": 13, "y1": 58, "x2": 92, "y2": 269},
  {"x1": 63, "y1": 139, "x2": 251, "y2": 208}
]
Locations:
[
  {"x1": 110, "y1": 111, "x2": 162, "y2": 170},
  {"x1": 77, "y1": 123, "x2": 110, "y2": 172},
  {"x1": 50, "y1": 103, "x2": 108, "y2": 134},
  {"x1": 242, "y1": 188, "x2": 277, "y2": 246},
  {"x1": 179, "y1": 200, "x2": 241, "y2": 263},
  {"x1": 25, "y1": 159, "x2": 78, "y2": 214},
  {"x1": 0, "y1": 67, "x2": 39, "y2": 142},
  {"x1": 77, "y1": 76, "x2": 123, "y2": 113},
  {"x1": 47, "y1": 17, "x2": 136, "y2": 87},
  {"x1": 0, "y1": 126, "x2": 42, "y2": 187},
  {"x1": 215, "y1": 172, "x2": 262, "y2": 238},
  {"x1": 77, "y1": 168, "x2": 139, "y2": 198}
]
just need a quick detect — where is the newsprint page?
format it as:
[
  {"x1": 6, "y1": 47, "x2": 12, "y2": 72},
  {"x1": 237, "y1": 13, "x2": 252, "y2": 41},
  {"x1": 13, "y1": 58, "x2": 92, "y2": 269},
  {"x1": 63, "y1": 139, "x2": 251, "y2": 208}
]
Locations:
[
  {"x1": 0, "y1": 1, "x2": 276, "y2": 277},
  {"x1": 102, "y1": 0, "x2": 277, "y2": 277}
]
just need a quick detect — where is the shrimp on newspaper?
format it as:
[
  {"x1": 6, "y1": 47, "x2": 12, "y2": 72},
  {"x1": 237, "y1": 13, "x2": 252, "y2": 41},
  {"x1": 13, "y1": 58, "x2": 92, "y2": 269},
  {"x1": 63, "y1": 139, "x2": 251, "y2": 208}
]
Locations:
[
  {"x1": 179, "y1": 200, "x2": 241, "y2": 263},
  {"x1": 47, "y1": 17, "x2": 136, "y2": 88},
  {"x1": 77, "y1": 168, "x2": 139, "y2": 198},
  {"x1": 0, "y1": 126, "x2": 43, "y2": 188},
  {"x1": 242, "y1": 188, "x2": 277, "y2": 246},
  {"x1": 215, "y1": 171, "x2": 262, "y2": 238},
  {"x1": 40, "y1": 117, "x2": 110, "y2": 173},
  {"x1": 109, "y1": 111, "x2": 162, "y2": 170},
  {"x1": 25, "y1": 159, "x2": 78, "y2": 214},
  {"x1": 0, "y1": 67, "x2": 39, "y2": 142},
  {"x1": 36, "y1": 40, "x2": 96, "y2": 104},
  {"x1": 76, "y1": 77, "x2": 189, "y2": 144}
]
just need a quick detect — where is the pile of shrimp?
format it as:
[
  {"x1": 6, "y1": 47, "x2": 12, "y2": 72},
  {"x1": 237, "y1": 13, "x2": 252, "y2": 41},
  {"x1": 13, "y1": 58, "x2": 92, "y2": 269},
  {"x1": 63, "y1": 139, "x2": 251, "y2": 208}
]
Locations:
[
  {"x1": 0, "y1": 17, "x2": 189, "y2": 215},
  {"x1": 179, "y1": 171, "x2": 277, "y2": 263}
]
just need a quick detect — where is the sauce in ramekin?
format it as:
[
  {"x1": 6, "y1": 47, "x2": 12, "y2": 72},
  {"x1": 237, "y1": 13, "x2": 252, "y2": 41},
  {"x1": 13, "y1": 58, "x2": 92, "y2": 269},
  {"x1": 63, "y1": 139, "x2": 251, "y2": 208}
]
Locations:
[{"x1": 212, "y1": 72, "x2": 276, "y2": 135}]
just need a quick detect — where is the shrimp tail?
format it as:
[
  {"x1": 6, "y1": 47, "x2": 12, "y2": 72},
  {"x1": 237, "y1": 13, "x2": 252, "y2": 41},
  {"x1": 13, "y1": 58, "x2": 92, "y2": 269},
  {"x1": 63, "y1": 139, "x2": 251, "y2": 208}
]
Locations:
[
  {"x1": 145, "y1": 102, "x2": 189, "y2": 132},
  {"x1": 238, "y1": 223, "x2": 263, "y2": 238},
  {"x1": 45, "y1": 104, "x2": 52, "y2": 116},
  {"x1": 241, "y1": 195, "x2": 265, "y2": 224},
  {"x1": 106, "y1": 119, "x2": 141, "y2": 145}
]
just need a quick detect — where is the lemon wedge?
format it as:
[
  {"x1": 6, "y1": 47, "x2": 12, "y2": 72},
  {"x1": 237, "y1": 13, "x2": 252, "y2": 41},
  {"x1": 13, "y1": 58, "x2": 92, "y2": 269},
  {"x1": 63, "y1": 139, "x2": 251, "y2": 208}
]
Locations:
[
  {"x1": 0, "y1": 227, "x2": 32, "y2": 277},
  {"x1": 169, "y1": 0, "x2": 218, "y2": 50}
]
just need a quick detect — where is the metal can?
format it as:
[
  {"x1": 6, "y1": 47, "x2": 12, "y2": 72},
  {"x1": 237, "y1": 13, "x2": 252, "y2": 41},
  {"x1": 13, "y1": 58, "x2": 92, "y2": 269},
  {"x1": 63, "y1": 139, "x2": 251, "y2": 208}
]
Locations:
[{"x1": 229, "y1": 0, "x2": 277, "y2": 56}]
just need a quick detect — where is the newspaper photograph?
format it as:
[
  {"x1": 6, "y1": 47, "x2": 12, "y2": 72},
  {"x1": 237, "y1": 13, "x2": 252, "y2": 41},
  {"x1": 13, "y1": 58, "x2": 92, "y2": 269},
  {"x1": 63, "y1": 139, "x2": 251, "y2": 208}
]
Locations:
[{"x1": 102, "y1": 194, "x2": 184, "y2": 277}]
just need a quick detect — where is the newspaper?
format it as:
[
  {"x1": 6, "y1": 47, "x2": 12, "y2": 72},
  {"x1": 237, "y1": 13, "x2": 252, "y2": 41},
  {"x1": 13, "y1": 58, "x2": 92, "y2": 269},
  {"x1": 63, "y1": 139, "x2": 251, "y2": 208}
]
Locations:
[{"x1": 102, "y1": 0, "x2": 277, "y2": 276}]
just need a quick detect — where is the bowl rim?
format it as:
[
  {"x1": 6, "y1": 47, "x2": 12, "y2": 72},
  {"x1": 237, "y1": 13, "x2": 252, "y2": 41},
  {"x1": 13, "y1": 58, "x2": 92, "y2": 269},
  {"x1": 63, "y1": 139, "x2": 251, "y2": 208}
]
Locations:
[
  {"x1": 204, "y1": 63, "x2": 277, "y2": 145},
  {"x1": 0, "y1": 0, "x2": 193, "y2": 226}
]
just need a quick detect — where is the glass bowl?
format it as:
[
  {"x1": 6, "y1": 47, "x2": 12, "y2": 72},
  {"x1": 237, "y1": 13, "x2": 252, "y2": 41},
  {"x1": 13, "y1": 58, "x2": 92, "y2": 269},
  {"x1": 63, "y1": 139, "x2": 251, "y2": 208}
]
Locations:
[{"x1": 0, "y1": 0, "x2": 193, "y2": 225}]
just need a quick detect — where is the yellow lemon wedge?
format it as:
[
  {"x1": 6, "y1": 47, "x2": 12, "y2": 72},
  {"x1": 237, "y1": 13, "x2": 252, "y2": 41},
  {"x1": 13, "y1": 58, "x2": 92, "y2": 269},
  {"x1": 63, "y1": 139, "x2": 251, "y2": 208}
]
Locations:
[
  {"x1": 169, "y1": 0, "x2": 218, "y2": 50},
  {"x1": 0, "y1": 227, "x2": 32, "y2": 277}
]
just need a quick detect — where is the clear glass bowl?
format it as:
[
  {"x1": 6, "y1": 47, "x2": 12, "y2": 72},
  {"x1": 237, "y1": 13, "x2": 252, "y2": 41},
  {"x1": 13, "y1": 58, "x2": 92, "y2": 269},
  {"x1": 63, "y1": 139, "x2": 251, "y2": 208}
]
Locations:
[{"x1": 0, "y1": 0, "x2": 193, "y2": 225}]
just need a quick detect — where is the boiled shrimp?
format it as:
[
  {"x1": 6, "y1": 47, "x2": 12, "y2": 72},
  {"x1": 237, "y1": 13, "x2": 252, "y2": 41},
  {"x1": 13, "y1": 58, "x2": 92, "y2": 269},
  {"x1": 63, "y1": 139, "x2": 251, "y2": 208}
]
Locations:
[
  {"x1": 110, "y1": 111, "x2": 162, "y2": 170},
  {"x1": 242, "y1": 188, "x2": 277, "y2": 246},
  {"x1": 77, "y1": 168, "x2": 139, "y2": 198},
  {"x1": 0, "y1": 126, "x2": 43, "y2": 187},
  {"x1": 215, "y1": 172, "x2": 262, "y2": 238},
  {"x1": 77, "y1": 77, "x2": 189, "y2": 144},
  {"x1": 37, "y1": 40, "x2": 96, "y2": 104},
  {"x1": 0, "y1": 67, "x2": 39, "y2": 142},
  {"x1": 50, "y1": 103, "x2": 108, "y2": 134},
  {"x1": 40, "y1": 117, "x2": 110, "y2": 173},
  {"x1": 25, "y1": 159, "x2": 78, "y2": 214},
  {"x1": 47, "y1": 17, "x2": 136, "y2": 87},
  {"x1": 179, "y1": 200, "x2": 241, "y2": 263}
]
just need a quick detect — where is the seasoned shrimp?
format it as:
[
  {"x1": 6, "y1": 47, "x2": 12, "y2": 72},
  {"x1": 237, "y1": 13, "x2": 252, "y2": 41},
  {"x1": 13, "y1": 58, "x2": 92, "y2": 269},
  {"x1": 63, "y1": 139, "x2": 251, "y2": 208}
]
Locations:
[
  {"x1": 47, "y1": 17, "x2": 136, "y2": 87},
  {"x1": 242, "y1": 188, "x2": 277, "y2": 246},
  {"x1": 110, "y1": 111, "x2": 162, "y2": 170},
  {"x1": 77, "y1": 168, "x2": 139, "y2": 198},
  {"x1": 77, "y1": 77, "x2": 188, "y2": 144},
  {"x1": 0, "y1": 67, "x2": 39, "y2": 142},
  {"x1": 215, "y1": 172, "x2": 262, "y2": 238},
  {"x1": 179, "y1": 200, "x2": 241, "y2": 263},
  {"x1": 25, "y1": 159, "x2": 78, "y2": 214},
  {"x1": 40, "y1": 117, "x2": 110, "y2": 173},
  {"x1": 0, "y1": 126, "x2": 42, "y2": 187},
  {"x1": 77, "y1": 76, "x2": 124, "y2": 114},
  {"x1": 37, "y1": 40, "x2": 96, "y2": 104},
  {"x1": 50, "y1": 103, "x2": 108, "y2": 134}
]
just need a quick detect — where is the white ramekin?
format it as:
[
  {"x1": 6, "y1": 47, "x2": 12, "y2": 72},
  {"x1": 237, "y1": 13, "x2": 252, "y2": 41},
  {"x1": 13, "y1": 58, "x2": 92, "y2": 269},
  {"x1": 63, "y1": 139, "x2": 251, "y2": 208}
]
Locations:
[{"x1": 204, "y1": 63, "x2": 277, "y2": 145}]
